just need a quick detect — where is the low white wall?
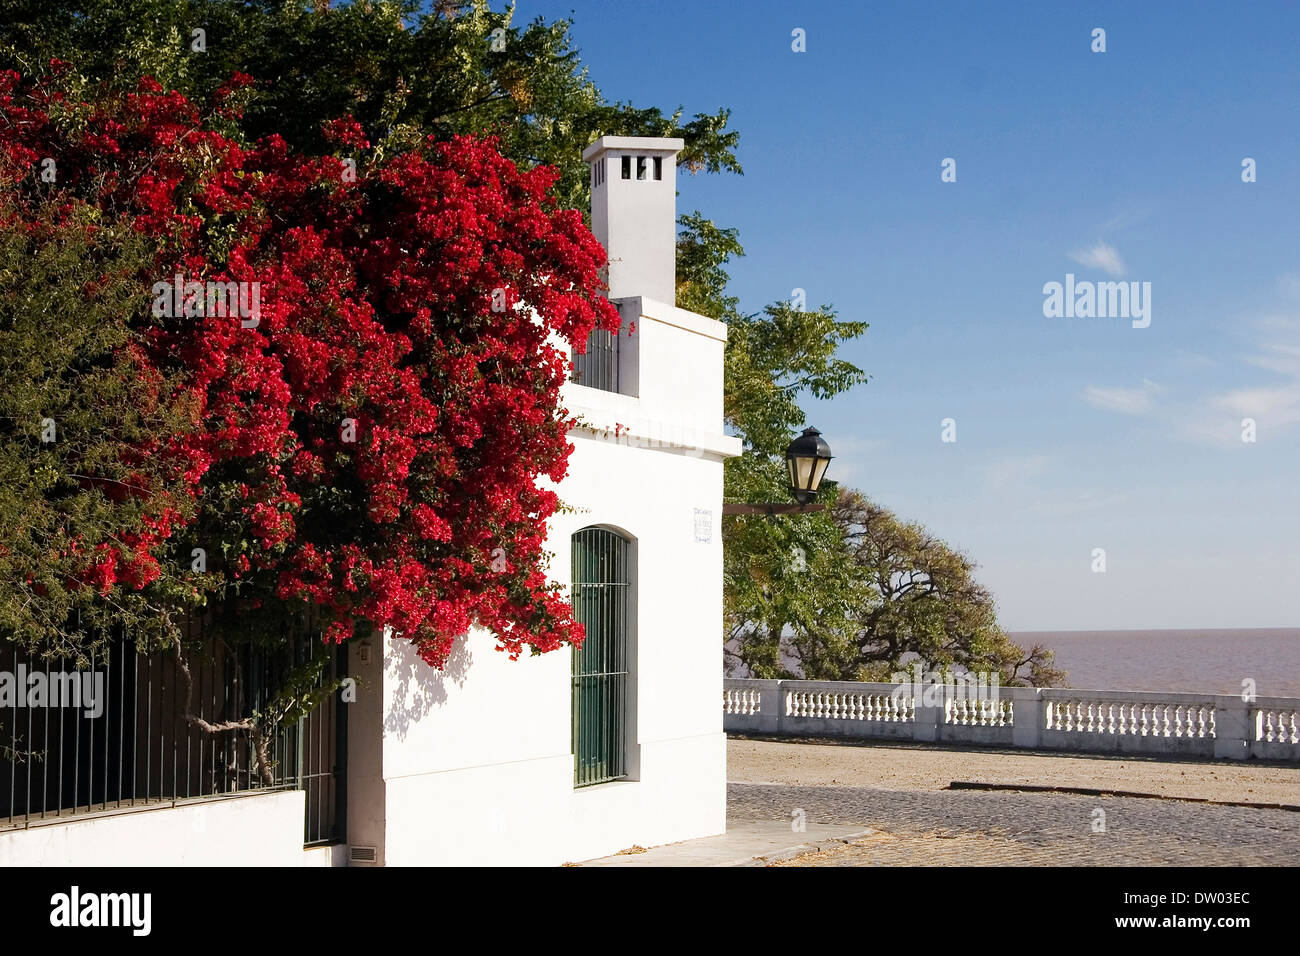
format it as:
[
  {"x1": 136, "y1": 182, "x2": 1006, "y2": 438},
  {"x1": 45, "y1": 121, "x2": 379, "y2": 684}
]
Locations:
[{"x1": 0, "y1": 790, "x2": 310, "y2": 866}]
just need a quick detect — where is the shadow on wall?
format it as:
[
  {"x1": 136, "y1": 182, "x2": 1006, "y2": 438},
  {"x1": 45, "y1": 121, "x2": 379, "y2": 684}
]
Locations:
[{"x1": 382, "y1": 632, "x2": 474, "y2": 741}]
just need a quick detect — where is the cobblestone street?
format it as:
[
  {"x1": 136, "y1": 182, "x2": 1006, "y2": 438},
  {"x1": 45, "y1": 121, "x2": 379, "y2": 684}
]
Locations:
[{"x1": 729, "y1": 783, "x2": 1300, "y2": 865}]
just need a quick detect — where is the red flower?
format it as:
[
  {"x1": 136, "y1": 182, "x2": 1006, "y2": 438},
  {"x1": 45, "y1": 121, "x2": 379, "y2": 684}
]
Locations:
[{"x1": 0, "y1": 75, "x2": 619, "y2": 669}]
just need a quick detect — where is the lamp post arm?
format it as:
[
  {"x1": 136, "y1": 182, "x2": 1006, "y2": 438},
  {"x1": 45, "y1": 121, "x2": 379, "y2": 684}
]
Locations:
[{"x1": 721, "y1": 502, "x2": 827, "y2": 515}]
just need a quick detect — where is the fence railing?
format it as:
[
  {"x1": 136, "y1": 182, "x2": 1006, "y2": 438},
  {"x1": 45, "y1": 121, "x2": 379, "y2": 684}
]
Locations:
[
  {"x1": 2, "y1": 623, "x2": 346, "y2": 845},
  {"x1": 724, "y1": 679, "x2": 1300, "y2": 761}
]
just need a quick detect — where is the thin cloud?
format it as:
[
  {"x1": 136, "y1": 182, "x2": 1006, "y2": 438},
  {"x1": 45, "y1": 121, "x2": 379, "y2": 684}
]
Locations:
[
  {"x1": 1098, "y1": 208, "x2": 1150, "y2": 233},
  {"x1": 1082, "y1": 379, "x2": 1163, "y2": 415},
  {"x1": 824, "y1": 436, "x2": 886, "y2": 487},
  {"x1": 1070, "y1": 241, "x2": 1126, "y2": 277},
  {"x1": 982, "y1": 455, "x2": 1049, "y2": 493},
  {"x1": 1242, "y1": 342, "x2": 1300, "y2": 377},
  {"x1": 1208, "y1": 321, "x2": 1300, "y2": 430},
  {"x1": 1028, "y1": 490, "x2": 1130, "y2": 516},
  {"x1": 1176, "y1": 314, "x2": 1300, "y2": 444},
  {"x1": 1211, "y1": 382, "x2": 1300, "y2": 423}
]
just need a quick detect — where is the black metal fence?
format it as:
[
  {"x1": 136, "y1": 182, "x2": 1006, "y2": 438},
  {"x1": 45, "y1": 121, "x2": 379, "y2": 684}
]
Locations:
[{"x1": 1, "y1": 622, "x2": 346, "y2": 847}]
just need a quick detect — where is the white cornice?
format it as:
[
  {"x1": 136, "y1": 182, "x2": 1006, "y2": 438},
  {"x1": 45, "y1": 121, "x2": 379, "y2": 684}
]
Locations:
[{"x1": 564, "y1": 385, "x2": 741, "y2": 460}]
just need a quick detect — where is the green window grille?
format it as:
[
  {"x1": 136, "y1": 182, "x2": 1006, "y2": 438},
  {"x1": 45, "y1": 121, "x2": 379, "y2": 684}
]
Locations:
[{"x1": 571, "y1": 527, "x2": 630, "y2": 787}]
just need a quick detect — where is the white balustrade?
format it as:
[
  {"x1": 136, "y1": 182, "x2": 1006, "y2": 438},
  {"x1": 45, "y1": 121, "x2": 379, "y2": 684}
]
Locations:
[
  {"x1": 723, "y1": 687, "x2": 762, "y2": 716},
  {"x1": 722, "y1": 679, "x2": 1300, "y2": 761}
]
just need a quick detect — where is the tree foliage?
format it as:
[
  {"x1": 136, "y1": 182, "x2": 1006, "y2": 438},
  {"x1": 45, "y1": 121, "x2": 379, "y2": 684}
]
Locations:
[
  {"x1": 0, "y1": 200, "x2": 198, "y2": 664},
  {"x1": 0, "y1": 0, "x2": 744, "y2": 679},
  {"x1": 0, "y1": 0, "x2": 742, "y2": 213},
  {"x1": 719, "y1": 298, "x2": 869, "y2": 680}
]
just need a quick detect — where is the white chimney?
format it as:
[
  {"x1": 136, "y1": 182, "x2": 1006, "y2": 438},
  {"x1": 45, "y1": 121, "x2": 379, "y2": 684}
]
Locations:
[{"x1": 582, "y1": 136, "x2": 684, "y2": 304}]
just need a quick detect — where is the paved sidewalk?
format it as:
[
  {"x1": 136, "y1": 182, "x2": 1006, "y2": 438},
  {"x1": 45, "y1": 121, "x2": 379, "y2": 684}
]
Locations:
[{"x1": 576, "y1": 820, "x2": 872, "y2": 867}]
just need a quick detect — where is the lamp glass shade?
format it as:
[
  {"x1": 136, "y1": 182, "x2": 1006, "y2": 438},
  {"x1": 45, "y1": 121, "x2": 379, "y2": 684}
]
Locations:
[
  {"x1": 809, "y1": 456, "x2": 830, "y2": 493},
  {"x1": 784, "y1": 427, "x2": 832, "y2": 502},
  {"x1": 787, "y1": 454, "x2": 815, "y2": 492}
]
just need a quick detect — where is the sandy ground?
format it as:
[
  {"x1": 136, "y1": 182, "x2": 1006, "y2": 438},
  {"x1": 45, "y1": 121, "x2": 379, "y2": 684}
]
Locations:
[{"x1": 728, "y1": 736, "x2": 1300, "y2": 806}]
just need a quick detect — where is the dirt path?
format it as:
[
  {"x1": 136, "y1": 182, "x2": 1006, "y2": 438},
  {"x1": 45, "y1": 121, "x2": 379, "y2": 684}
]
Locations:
[{"x1": 728, "y1": 736, "x2": 1300, "y2": 806}]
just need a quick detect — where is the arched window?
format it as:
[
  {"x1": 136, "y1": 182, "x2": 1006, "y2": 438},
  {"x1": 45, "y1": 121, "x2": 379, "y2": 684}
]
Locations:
[{"x1": 571, "y1": 527, "x2": 631, "y2": 787}]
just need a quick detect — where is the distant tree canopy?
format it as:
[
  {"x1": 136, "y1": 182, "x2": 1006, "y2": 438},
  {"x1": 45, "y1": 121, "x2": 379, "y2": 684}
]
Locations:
[
  {"x1": 725, "y1": 487, "x2": 1065, "y2": 687},
  {"x1": 821, "y1": 490, "x2": 1064, "y2": 686}
]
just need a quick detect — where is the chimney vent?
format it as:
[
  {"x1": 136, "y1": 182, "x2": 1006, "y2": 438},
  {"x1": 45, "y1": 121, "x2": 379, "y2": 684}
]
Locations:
[{"x1": 583, "y1": 136, "x2": 684, "y2": 304}]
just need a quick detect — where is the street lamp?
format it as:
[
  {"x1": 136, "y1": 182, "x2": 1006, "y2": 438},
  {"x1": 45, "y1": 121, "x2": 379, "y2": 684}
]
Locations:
[
  {"x1": 785, "y1": 427, "x2": 832, "y2": 505},
  {"x1": 722, "y1": 426, "x2": 833, "y2": 515}
]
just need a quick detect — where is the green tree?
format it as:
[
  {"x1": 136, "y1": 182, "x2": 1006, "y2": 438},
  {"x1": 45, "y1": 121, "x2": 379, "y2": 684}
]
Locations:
[{"x1": 0, "y1": 202, "x2": 200, "y2": 664}]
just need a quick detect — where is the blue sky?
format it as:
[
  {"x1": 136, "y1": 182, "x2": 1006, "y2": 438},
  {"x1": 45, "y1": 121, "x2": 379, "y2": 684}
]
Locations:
[{"x1": 520, "y1": 0, "x2": 1300, "y2": 631}]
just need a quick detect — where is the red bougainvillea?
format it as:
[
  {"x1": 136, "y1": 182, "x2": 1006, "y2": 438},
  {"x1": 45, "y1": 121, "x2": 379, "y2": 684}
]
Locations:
[{"x1": 0, "y1": 71, "x2": 619, "y2": 666}]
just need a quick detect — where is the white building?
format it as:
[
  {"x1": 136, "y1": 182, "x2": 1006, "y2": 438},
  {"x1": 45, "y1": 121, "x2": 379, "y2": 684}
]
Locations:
[{"x1": 0, "y1": 136, "x2": 741, "y2": 867}]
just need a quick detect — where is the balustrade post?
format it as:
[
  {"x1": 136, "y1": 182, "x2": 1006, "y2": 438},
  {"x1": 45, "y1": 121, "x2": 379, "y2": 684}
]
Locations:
[
  {"x1": 913, "y1": 689, "x2": 941, "y2": 743},
  {"x1": 758, "y1": 680, "x2": 782, "y2": 735},
  {"x1": 1212, "y1": 695, "x2": 1249, "y2": 760},
  {"x1": 1011, "y1": 687, "x2": 1043, "y2": 749}
]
